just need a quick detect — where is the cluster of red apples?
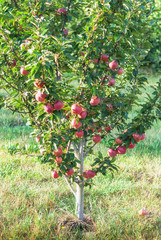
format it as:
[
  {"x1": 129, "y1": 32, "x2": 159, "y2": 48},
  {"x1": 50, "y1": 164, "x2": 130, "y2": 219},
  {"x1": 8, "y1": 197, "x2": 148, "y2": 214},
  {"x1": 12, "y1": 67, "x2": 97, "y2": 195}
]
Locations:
[
  {"x1": 88, "y1": 54, "x2": 123, "y2": 87},
  {"x1": 33, "y1": 83, "x2": 64, "y2": 113},
  {"x1": 18, "y1": 31, "x2": 144, "y2": 181},
  {"x1": 108, "y1": 132, "x2": 145, "y2": 157},
  {"x1": 57, "y1": 8, "x2": 68, "y2": 36},
  {"x1": 32, "y1": 67, "x2": 145, "y2": 180},
  {"x1": 52, "y1": 148, "x2": 74, "y2": 179},
  {"x1": 51, "y1": 146, "x2": 96, "y2": 180}
]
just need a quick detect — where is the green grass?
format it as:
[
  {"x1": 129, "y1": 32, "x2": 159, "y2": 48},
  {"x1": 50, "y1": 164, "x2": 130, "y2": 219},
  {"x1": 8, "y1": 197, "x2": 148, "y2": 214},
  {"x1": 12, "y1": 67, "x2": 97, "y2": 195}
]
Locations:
[
  {"x1": 0, "y1": 135, "x2": 161, "y2": 240},
  {"x1": 0, "y1": 75, "x2": 161, "y2": 240}
]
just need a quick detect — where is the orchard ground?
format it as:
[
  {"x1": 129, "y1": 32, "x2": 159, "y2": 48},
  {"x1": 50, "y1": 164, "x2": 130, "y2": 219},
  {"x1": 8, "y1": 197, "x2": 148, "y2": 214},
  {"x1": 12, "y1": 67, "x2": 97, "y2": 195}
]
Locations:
[{"x1": 0, "y1": 75, "x2": 161, "y2": 240}]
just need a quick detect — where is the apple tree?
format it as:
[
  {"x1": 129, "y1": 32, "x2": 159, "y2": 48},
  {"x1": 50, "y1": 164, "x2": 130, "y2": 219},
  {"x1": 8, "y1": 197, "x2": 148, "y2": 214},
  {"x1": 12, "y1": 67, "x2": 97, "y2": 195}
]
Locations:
[{"x1": 0, "y1": 0, "x2": 161, "y2": 221}]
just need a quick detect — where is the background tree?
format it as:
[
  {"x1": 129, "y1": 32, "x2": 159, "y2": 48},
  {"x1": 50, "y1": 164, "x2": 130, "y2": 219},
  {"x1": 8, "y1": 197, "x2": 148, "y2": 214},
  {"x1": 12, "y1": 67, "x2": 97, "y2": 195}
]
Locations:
[
  {"x1": 0, "y1": 0, "x2": 161, "y2": 221},
  {"x1": 142, "y1": 0, "x2": 161, "y2": 71}
]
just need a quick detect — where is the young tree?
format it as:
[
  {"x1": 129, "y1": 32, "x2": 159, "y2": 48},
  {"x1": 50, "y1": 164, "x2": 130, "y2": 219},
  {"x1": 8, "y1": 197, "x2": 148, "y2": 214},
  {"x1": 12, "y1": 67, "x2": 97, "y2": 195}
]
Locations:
[{"x1": 0, "y1": 0, "x2": 161, "y2": 221}]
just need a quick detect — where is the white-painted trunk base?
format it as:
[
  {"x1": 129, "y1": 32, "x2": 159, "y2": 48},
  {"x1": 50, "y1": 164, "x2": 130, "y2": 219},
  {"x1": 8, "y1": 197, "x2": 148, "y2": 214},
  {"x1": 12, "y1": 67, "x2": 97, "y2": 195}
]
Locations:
[{"x1": 76, "y1": 183, "x2": 84, "y2": 221}]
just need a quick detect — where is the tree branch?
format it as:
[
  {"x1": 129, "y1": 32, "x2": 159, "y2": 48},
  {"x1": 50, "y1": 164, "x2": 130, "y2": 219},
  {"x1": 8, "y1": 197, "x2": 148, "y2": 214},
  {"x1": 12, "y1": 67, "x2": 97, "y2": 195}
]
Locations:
[
  {"x1": 71, "y1": 142, "x2": 79, "y2": 159},
  {"x1": 13, "y1": 0, "x2": 18, "y2": 8},
  {"x1": 84, "y1": 142, "x2": 96, "y2": 158},
  {"x1": 0, "y1": 75, "x2": 19, "y2": 91},
  {"x1": 61, "y1": 0, "x2": 72, "y2": 31},
  {"x1": 66, "y1": 140, "x2": 71, "y2": 153},
  {"x1": 6, "y1": 105, "x2": 30, "y2": 114},
  {"x1": 12, "y1": 49, "x2": 27, "y2": 64},
  {"x1": 64, "y1": 175, "x2": 76, "y2": 197}
]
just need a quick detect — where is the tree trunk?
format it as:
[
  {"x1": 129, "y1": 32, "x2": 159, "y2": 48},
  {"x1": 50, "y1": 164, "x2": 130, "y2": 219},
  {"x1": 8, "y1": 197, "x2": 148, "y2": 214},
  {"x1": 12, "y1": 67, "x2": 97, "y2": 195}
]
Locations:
[
  {"x1": 76, "y1": 182, "x2": 84, "y2": 221},
  {"x1": 75, "y1": 139, "x2": 84, "y2": 221}
]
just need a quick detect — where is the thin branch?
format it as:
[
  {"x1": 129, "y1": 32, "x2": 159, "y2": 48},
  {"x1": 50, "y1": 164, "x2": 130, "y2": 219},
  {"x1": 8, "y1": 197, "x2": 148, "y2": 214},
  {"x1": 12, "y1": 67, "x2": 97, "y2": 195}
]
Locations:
[
  {"x1": 0, "y1": 75, "x2": 19, "y2": 91},
  {"x1": 61, "y1": 0, "x2": 72, "y2": 31},
  {"x1": 64, "y1": 175, "x2": 76, "y2": 197},
  {"x1": 66, "y1": 140, "x2": 71, "y2": 153},
  {"x1": 6, "y1": 105, "x2": 30, "y2": 114},
  {"x1": 13, "y1": 0, "x2": 18, "y2": 8},
  {"x1": 71, "y1": 142, "x2": 79, "y2": 159},
  {"x1": 84, "y1": 142, "x2": 96, "y2": 158},
  {"x1": 4, "y1": 54, "x2": 10, "y2": 66},
  {"x1": 12, "y1": 49, "x2": 27, "y2": 64}
]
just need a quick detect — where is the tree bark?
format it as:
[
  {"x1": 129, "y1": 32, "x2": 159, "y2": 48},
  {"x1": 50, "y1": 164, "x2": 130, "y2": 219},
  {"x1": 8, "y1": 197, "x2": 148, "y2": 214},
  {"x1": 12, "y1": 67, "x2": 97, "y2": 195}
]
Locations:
[
  {"x1": 75, "y1": 139, "x2": 84, "y2": 221},
  {"x1": 76, "y1": 182, "x2": 84, "y2": 221}
]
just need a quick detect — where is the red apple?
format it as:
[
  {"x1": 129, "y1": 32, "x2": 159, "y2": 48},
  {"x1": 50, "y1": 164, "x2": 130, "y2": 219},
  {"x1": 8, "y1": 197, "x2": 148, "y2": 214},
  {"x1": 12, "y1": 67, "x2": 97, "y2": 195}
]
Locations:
[
  {"x1": 19, "y1": 25, "x2": 23, "y2": 30},
  {"x1": 90, "y1": 96, "x2": 100, "y2": 106},
  {"x1": 44, "y1": 103, "x2": 54, "y2": 113},
  {"x1": 57, "y1": 8, "x2": 66, "y2": 16},
  {"x1": 138, "y1": 209, "x2": 147, "y2": 216},
  {"x1": 129, "y1": 142, "x2": 136, "y2": 149},
  {"x1": 83, "y1": 170, "x2": 96, "y2": 179},
  {"x1": 140, "y1": 133, "x2": 145, "y2": 140},
  {"x1": 82, "y1": 170, "x2": 88, "y2": 178},
  {"x1": 92, "y1": 59, "x2": 99, "y2": 63},
  {"x1": 133, "y1": 132, "x2": 141, "y2": 142},
  {"x1": 35, "y1": 136, "x2": 41, "y2": 143},
  {"x1": 55, "y1": 157, "x2": 62, "y2": 164},
  {"x1": 20, "y1": 67, "x2": 29, "y2": 75},
  {"x1": 117, "y1": 68, "x2": 124, "y2": 75},
  {"x1": 93, "y1": 135, "x2": 101, "y2": 144},
  {"x1": 35, "y1": 90, "x2": 47, "y2": 102},
  {"x1": 63, "y1": 29, "x2": 68, "y2": 36},
  {"x1": 87, "y1": 170, "x2": 96, "y2": 178},
  {"x1": 104, "y1": 126, "x2": 111, "y2": 131},
  {"x1": 109, "y1": 60, "x2": 118, "y2": 70},
  {"x1": 108, "y1": 148, "x2": 117, "y2": 157},
  {"x1": 71, "y1": 119, "x2": 82, "y2": 129},
  {"x1": 75, "y1": 122, "x2": 82, "y2": 129},
  {"x1": 11, "y1": 60, "x2": 16, "y2": 68},
  {"x1": 66, "y1": 168, "x2": 74, "y2": 176},
  {"x1": 116, "y1": 137, "x2": 123, "y2": 145},
  {"x1": 75, "y1": 130, "x2": 84, "y2": 138},
  {"x1": 34, "y1": 80, "x2": 44, "y2": 88},
  {"x1": 54, "y1": 100, "x2": 64, "y2": 110},
  {"x1": 78, "y1": 110, "x2": 87, "y2": 119},
  {"x1": 54, "y1": 148, "x2": 63, "y2": 157},
  {"x1": 25, "y1": 39, "x2": 32, "y2": 43},
  {"x1": 71, "y1": 104, "x2": 82, "y2": 114},
  {"x1": 88, "y1": 125, "x2": 95, "y2": 132},
  {"x1": 101, "y1": 54, "x2": 109, "y2": 62},
  {"x1": 117, "y1": 146, "x2": 127, "y2": 154},
  {"x1": 98, "y1": 128, "x2": 102, "y2": 133},
  {"x1": 107, "y1": 103, "x2": 113, "y2": 110},
  {"x1": 51, "y1": 171, "x2": 59, "y2": 179},
  {"x1": 108, "y1": 78, "x2": 115, "y2": 86},
  {"x1": 65, "y1": 113, "x2": 70, "y2": 119}
]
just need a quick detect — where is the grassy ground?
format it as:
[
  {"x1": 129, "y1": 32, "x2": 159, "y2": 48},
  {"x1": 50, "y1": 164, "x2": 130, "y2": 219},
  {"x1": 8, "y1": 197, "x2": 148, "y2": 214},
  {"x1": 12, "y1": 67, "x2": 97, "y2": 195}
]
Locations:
[{"x1": 0, "y1": 75, "x2": 161, "y2": 240}]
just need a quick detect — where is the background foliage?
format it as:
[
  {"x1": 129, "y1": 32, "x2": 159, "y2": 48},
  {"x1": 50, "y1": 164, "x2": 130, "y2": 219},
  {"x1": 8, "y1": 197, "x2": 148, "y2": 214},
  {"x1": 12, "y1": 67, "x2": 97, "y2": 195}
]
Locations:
[{"x1": 142, "y1": 0, "x2": 161, "y2": 71}]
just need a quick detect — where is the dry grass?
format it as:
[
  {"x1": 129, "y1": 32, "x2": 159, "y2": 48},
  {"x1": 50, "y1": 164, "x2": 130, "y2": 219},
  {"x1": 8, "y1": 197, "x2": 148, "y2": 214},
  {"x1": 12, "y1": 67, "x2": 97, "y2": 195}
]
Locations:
[{"x1": 0, "y1": 74, "x2": 161, "y2": 239}]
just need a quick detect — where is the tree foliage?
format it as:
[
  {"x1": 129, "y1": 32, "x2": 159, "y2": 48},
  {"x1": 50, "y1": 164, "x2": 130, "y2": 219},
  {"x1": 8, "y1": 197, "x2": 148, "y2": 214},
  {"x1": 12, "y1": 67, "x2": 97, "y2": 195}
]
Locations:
[
  {"x1": 142, "y1": 0, "x2": 161, "y2": 71},
  {"x1": 0, "y1": 0, "x2": 161, "y2": 219}
]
